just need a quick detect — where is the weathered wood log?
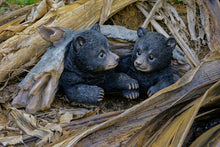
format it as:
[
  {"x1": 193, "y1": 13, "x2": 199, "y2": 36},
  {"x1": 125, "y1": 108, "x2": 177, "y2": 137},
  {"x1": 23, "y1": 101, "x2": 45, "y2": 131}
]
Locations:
[{"x1": 12, "y1": 26, "x2": 69, "y2": 113}]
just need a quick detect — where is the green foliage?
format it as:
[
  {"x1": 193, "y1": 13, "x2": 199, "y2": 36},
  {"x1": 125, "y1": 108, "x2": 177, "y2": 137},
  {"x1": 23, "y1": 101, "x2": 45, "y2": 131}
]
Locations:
[
  {"x1": 6, "y1": 0, "x2": 14, "y2": 5},
  {"x1": 16, "y1": 0, "x2": 38, "y2": 5},
  {"x1": 0, "y1": 6, "x2": 8, "y2": 10},
  {"x1": 2, "y1": 0, "x2": 38, "y2": 9}
]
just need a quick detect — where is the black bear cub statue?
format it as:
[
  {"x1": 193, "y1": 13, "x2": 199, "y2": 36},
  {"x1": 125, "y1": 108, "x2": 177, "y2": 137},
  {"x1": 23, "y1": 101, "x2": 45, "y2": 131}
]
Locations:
[
  {"x1": 117, "y1": 27, "x2": 177, "y2": 97},
  {"x1": 59, "y1": 24, "x2": 139, "y2": 105}
]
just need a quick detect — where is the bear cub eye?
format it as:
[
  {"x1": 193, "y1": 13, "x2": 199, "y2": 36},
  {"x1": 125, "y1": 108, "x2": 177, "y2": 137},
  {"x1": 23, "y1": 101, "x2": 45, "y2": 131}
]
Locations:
[
  {"x1": 136, "y1": 49, "x2": 141, "y2": 56},
  {"x1": 148, "y1": 54, "x2": 154, "y2": 60},
  {"x1": 98, "y1": 50, "x2": 106, "y2": 58}
]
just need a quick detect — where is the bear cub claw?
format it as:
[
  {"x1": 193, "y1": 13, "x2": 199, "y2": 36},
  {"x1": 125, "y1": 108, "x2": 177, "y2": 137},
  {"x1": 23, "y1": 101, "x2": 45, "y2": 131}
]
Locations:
[
  {"x1": 128, "y1": 80, "x2": 139, "y2": 90},
  {"x1": 122, "y1": 90, "x2": 139, "y2": 99}
]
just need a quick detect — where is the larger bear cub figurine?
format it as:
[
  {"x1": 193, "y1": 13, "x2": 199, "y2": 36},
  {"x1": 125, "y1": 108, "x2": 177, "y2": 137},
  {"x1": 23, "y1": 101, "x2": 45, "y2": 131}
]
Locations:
[
  {"x1": 117, "y1": 27, "x2": 177, "y2": 97},
  {"x1": 59, "y1": 24, "x2": 139, "y2": 104}
]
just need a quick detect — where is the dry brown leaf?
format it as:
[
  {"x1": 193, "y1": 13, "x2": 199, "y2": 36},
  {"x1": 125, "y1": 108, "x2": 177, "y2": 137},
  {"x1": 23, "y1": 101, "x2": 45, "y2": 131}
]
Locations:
[
  {"x1": 26, "y1": 0, "x2": 48, "y2": 23},
  {"x1": 201, "y1": 0, "x2": 220, "y2": 51},
  {"x1": 59, "y1": 108, "x2": 91, "y2": 125},
  {"x1": 190, "y1": 124, "x2": 220, "y2": 147},
  {"x1": 162, "y1": 3, "x2": 199, "y2": 67},
  {"x1": 60, "y1": 112, "x2": 74, "y2": 125},
  {"x1": 99, "y1": 0, "x2": 113, "y2": 25},
  {"x1": 141, "y1": 81, "x2": 220, "y2": 147},
  {"x1": 142, "y1": 0, "x2": 163, "y2": 28},
  {"x1": 186, "y1": 0, "x2": 197, "y2": 40},
  {"x1": 0, "y1": 136, "x2": 23, "y2": 146},
  {"x1": 9, "y1": 107, "x2": 62, "y2": 146},
  {"x1": 0, "y1": 113, "x2": 7, "y2": 131},
  {"x1": 25, "y1": 0, "x2": 64, "y2": 24},
  {"x1": 0, "y1": 16, "x2": 26, "y2": 43}
]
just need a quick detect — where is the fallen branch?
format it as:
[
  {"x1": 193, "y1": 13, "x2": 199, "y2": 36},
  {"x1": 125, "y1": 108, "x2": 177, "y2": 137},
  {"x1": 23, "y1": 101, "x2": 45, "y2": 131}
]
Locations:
[
  {"x1": 142, "y1": 0, "x2": 164, "y2": 28},
  {"x1": 0, "y1": 4, "x2": 36, "y2": 26}
]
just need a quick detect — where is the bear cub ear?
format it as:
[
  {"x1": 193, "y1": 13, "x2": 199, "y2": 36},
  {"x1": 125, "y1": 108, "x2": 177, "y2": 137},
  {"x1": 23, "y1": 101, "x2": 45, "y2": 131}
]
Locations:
[
  {"x1": 91, "y1": 24, "x2": 100, "y2": 32},
  {"x1": 73, "y1": 36, "x2": 86, "y2": 52},
  {"x1": 137, "y1": 27, "x2": 148, "y2": 38},
  {"x1": 166, "y1": 37, "x2": 177, "y2": 49}
]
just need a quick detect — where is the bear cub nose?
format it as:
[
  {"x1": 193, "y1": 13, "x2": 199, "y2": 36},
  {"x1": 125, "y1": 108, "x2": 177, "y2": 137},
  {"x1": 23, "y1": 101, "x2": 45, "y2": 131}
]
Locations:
[
  {"x1": 115, "y1": 55, "x2": 119, "y2": 62},
  {"x1": 135, "y1": 60, "x2": 142, "y2": 66}
]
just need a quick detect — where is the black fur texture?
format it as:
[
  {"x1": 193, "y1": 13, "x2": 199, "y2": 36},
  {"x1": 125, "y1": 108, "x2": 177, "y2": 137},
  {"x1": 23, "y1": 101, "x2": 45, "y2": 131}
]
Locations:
[
  {"x1": 117, "y1": 27, "x2": 176, "y2": 97},
  {"x1": 59, "y1": 24, "x2": 139, "y2": 105}
]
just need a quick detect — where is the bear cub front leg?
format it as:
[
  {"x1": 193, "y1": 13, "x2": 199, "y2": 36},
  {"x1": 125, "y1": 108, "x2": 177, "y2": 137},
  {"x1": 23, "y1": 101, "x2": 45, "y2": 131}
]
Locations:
[
  {"x1": 64, "y1": 84, "x2": 104, "y2": 105},
  {"x1": 147, "y1": 80, "x2": 171, "y2": 97},
  {"x1": 104, "y1": 73, "x2": 140, "y2": 99}
]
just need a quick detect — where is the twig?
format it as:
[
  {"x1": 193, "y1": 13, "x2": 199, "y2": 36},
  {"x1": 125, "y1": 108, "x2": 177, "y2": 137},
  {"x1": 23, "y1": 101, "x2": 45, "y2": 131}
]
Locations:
[
  {"x1": 137, "y1": 3, "x2": 168, "y2": 37},
  {"x1": 99, "y1": 0, "x2": 113, "y2": 25},
  {"x1": 162, "y1": 12, "x2": 200, "y2": 67},
  {"x1": 0, "y1": 4, "x2": 36, "y2": 26},
  {"x1": 160, "y1": 4, "x2": 200, "y2": 67},
  {"x1": 186, "y1": 0, "x2": 197, "y2": 41},
  {"x1": 142, "y1": 0, "x2": 164, "y2": 28}
]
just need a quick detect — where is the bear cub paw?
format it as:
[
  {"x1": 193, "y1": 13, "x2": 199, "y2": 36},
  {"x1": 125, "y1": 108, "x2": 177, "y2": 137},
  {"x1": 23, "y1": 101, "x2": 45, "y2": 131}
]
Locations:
[{"x1": 122, "y1": 90, "x2": 139, "y2": 99}]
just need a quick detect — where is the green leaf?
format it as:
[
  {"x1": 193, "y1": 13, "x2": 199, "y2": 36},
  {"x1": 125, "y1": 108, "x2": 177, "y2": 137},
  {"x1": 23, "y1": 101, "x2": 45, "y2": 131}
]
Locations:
[{"x1": 0, "y1": 6, "x2": 8, "y2": 10}]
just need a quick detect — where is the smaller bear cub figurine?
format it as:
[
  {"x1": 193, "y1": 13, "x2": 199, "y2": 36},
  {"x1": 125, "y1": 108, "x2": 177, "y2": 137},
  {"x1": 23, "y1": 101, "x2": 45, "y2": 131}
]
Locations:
[
  {"x1": 59, "y1": 24, "x2": 139, "y2": 104},
  {"x1": 117, "y1": 27, "x2": 176, "y2": 97}
]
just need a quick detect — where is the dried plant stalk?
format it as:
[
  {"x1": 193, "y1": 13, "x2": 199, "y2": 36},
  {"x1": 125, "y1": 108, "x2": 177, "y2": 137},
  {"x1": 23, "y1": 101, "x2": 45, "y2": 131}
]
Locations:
[
  {"x1": 142, "y1": 0, "x2": 163, "y2": 28},
  {"x1": 0, "y1": 4, "x2": 35, "y2": 26},
  {"x1": 160, "y1": 6, "x2": 200, "y2": 67},
  {"x1": 99, "y1": 0, "x2": 113, "y2": 25}
]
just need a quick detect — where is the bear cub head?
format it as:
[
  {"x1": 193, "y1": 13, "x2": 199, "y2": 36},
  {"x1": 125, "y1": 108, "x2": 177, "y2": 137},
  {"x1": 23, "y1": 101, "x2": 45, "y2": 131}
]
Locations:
[
  {"x1": 132, "y1": 27, "x2": 176, "y2": 73},
  {"x1": 67, "y1": 24, "x2": 119, "y2": 73}
]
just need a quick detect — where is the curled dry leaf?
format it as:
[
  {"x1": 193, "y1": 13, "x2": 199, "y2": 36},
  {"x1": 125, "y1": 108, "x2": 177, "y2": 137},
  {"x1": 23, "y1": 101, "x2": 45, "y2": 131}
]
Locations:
[
  {"x1": 9, "y1": 107, "x2": 62, "y2": 146},
  {"x1": 25, "y1": 0, "x2": 65, "y2": 24},
  {"x1": 190, "y1": 124, "x2": 220, "y2": 147},
  {"x1": 99, "y1": 0, "x2": 113, "y2": 25},
  {"x1": 201, "y1": 0, "x2": 220, "y2": 51},
  {"x1": 0, "y1": 113, "x2": 7, "y2": 131},
  {"x1": 142, "y1": 0, "x2": 163, "y2": 28},
  {"x1": 126, "y1": 79, "x2": 220, "y2": 147},
  {"x1": 59, "y1": 108, "x2": 99, "y2": 126},
  {"x1": 186, "y1": 0, "x2": 197, "y2": 41},
  {"x1": 60, "y1": 112, "x2": 74, "y2": 125},
  {"x1": 0, "y1": 16, "x2": 27, "y2": 43},
  {"x1": 0, "y1": 136, "x2": 23, "y2": 146}
]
